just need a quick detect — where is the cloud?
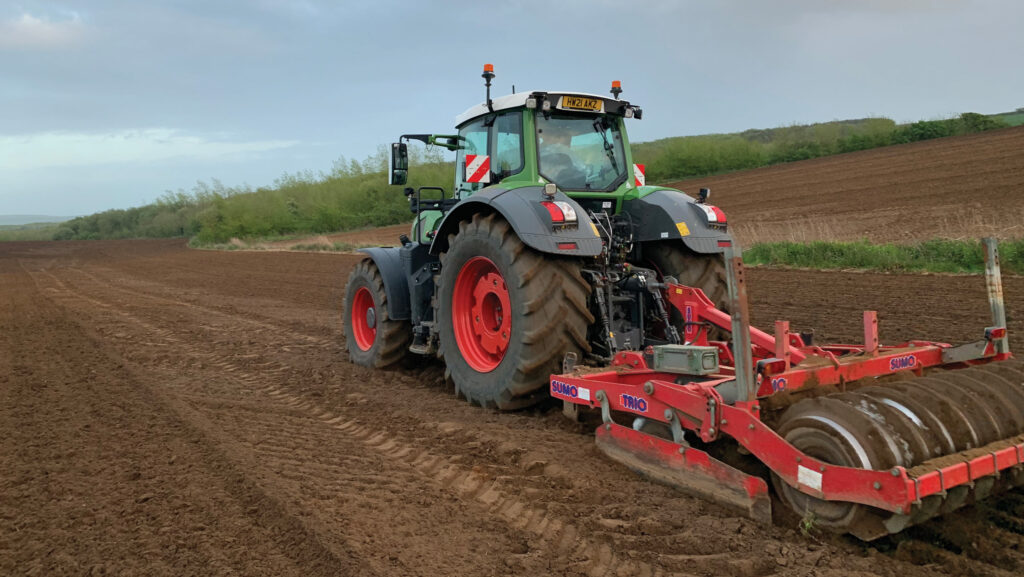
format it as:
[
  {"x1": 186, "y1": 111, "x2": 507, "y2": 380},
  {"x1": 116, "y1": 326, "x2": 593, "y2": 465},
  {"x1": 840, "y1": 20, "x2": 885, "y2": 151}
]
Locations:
[
  {"x1": 0, "y1": 12, "x2": 84, "y2": 49},
  {"x1": 0, "y1": 129, "x2": 300, "y2": 171}
]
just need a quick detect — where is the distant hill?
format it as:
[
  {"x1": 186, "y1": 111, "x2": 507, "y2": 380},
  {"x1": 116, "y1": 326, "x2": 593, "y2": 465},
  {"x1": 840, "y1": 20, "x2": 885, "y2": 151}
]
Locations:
[
  {"x1": 990, "y1": 109, "x2": 1024, "y2": 127},
  {"x1": 0, "y1": 215, "x2": 74, "y2": 226}
]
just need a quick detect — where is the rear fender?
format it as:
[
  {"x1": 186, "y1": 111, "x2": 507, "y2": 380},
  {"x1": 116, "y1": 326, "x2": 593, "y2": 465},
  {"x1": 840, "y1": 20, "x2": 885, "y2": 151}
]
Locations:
[
  {"x1": 356, "y1": 247, "x2": 410, "y2": 320},
  {"x1": 623, "y1": 188, "x2": 732, "y2": 254},
  {"x1": 429, "y1": 185, "x2": 603, "y2": 257}
]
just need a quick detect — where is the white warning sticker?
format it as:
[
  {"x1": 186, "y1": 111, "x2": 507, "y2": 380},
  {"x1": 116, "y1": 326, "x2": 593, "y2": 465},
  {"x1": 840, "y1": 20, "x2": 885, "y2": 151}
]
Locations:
[
  {"x1": 576, "y1": 386, "x2": 591, "y2": 402},
  {"x1": 798, "y1": 465, "x2": 823, "y2": 491}
]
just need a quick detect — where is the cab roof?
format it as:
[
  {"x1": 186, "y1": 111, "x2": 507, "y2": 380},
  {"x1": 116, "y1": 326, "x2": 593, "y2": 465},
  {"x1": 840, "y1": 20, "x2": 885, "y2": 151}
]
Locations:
[{"x1": 455, "y1": 91, "x2": 626, "y2": 126}]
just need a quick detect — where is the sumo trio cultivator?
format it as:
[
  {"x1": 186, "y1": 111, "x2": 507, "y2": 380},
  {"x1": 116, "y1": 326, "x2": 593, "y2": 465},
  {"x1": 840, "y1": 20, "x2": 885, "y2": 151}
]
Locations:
[{"x1": 552, "y1": 239, "x2": 1020, "y2": 540}]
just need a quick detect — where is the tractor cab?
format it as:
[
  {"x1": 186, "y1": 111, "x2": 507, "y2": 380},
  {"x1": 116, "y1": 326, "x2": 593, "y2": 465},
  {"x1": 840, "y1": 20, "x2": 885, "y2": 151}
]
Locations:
[
  {"x1": 389, "y1": 64, "x2": 646, "y2": 246},
  {"x1": 392, "y1": 85, "x2": 645, "y2": 244},
  {"x1": 449, "y1": 89, "x2": 643, "y2": 197}
]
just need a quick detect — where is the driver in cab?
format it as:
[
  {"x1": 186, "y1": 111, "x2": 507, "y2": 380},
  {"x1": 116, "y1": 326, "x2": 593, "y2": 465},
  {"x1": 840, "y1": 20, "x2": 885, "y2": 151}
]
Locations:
[{"x1": 538, "y1": 128, "x2": 587, "y2": 188}]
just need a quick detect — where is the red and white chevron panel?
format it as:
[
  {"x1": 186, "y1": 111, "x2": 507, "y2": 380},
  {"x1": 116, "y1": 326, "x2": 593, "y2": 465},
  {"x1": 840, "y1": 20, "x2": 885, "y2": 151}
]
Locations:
[
  {"x1": 465, "y1": 154, "x2": 491, "y2": 184},
  {"x1": 633, "y1": 163, "x2": 645, "y2": 187}
]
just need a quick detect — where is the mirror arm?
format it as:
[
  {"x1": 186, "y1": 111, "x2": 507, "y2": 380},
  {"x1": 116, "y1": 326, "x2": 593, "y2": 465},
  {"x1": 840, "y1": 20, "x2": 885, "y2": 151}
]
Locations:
[
  {"x1": 400, "y1": 134, "x2": 432, "y2": 145},
  {"x1": 399, "y1": 134, "x2": 463, "y2": 152}
]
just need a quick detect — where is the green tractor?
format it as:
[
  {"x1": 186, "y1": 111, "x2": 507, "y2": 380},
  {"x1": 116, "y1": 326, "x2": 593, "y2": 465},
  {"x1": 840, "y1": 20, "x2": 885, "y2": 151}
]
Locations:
[{"x1": 344, "y1": 65, "x2": 732, "y2": 409}]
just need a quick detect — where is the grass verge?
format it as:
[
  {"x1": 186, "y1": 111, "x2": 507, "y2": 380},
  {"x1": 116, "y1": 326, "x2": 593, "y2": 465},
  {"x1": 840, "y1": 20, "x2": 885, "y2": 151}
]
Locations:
[{"x1": 745, "y1": 239, "x2": 1024, "y2": 275}]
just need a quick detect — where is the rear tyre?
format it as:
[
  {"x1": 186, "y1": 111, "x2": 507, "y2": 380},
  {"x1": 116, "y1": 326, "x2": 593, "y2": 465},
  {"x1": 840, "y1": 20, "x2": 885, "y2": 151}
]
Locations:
[
  {"x1": 643, "y1": 242, "x2": 728, "y2": 309},
  {"x1": 436, "y1": 213, "x2": 593, "y2": 410},
  {"x1": 643, "y1": 242, "x2": 729, "y2": 341},
  {"x1": 343, "y1": 259, "x2": 411, "y2": 368}
]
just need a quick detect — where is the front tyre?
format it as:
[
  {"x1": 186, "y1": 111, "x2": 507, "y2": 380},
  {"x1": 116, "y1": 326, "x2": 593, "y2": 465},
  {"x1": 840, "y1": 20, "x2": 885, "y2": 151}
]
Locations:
[
  {"x1": 437, "y1": 213, "x2": 592, "y2": 410},
  {"x1": 343, "y1": 259, "x2": 411, "y2": 368}
]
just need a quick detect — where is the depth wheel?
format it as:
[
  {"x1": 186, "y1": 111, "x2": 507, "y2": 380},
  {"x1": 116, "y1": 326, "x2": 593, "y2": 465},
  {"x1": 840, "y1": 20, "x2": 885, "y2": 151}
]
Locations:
[
  {"x1": 343, "y1": 259, "x2": 411, "y2": 368},
  {"x1": 436, "y1": 213, "x2": 592, "y2": 410}
]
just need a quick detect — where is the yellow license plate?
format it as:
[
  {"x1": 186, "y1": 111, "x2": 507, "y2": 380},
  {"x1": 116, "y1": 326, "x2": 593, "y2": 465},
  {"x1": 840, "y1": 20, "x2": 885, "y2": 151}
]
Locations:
[{"x1": 561, "y1": 96, "x2": 602, "y2": 111}]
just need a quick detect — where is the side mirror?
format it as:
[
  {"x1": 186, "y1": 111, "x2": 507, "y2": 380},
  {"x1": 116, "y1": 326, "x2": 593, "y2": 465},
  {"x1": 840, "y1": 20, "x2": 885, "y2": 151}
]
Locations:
[{"x1": 389, "y1": 142, "x2": 408, "y2": 185}]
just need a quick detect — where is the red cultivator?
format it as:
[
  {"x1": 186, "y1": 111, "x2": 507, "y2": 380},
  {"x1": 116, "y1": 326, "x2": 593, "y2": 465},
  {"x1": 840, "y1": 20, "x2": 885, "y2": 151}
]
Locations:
[{"x1": 552, "y1": 238, "x2": 1020, "y2": 540}]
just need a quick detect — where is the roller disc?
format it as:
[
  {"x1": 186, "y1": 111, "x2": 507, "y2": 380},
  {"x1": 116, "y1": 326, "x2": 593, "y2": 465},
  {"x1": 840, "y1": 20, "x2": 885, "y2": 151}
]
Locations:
[{"x1": 771, "y1": 360, "x2": 1024, "y2": 539}]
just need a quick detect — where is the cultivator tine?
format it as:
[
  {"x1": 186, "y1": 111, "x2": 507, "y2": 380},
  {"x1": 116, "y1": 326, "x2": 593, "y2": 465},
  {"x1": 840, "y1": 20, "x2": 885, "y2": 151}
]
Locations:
[
  {"x1": 594, "y1": 423, "x2": 772, "y2": 524},
  {"x1": 723, "y1": 243, "x2": 756, "y2": 402},
  {"x1": 984, "y1": 237, "x2": 1010, "y2": 355}
]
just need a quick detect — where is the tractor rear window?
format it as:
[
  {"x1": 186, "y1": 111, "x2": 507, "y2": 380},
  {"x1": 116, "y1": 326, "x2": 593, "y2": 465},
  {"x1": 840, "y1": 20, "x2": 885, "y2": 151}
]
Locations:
[
  {"x1": 537, "y1": 114, "x2": 626, "y2": 192},
  {"x1": 455, "y1": 118, "x2": 489, "y2": 196},
  {"x1": 493, "y1": 112, "x2": 523, "y2": 179},
  {"x1": 455, "y1": 111, "x2": 524, "y2": 196}
]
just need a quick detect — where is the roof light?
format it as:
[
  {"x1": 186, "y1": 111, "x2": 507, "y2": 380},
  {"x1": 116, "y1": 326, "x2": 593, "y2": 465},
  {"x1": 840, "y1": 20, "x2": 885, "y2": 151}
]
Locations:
[
  {"x1": 482, "y1": 64, "x2": 495, "y2": 112},
  {"x1": 624, "y1": 107, "x2": 634, "y2": 118},
  {"x1": 526, "y1": 97, "x2": 537, "y2": 109},
  {"x1": 542, "y1": 100, "x2": 551, "y2": 111},
  {"x1": 611, "y1": 80, "x2": 623, "y2": 99}
]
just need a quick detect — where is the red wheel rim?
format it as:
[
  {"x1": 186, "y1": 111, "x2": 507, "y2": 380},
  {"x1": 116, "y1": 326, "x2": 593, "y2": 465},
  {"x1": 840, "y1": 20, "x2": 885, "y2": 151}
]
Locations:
[
  {"x1": 351, "y1": 286, "x2": 377, "y2": 351},
  {"x1": 452, "y1": 256, "x2": 511, "y2": 372}
]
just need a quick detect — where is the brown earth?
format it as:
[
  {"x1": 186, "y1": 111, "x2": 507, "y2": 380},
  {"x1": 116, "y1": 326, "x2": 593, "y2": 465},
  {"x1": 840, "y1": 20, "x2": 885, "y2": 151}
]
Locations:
[
  {"x1": 666, "y1": 125, "x2": 1024, "y2": 244},
  {"x1": 4, "y1": 239, "x2": 1024, "y2": 576}
]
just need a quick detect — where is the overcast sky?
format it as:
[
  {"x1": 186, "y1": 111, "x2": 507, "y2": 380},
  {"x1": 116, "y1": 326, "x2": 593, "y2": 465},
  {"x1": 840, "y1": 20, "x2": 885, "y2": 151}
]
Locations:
[{"x1": 2, "y1": 0, "x2": 1022, "y2": 216}]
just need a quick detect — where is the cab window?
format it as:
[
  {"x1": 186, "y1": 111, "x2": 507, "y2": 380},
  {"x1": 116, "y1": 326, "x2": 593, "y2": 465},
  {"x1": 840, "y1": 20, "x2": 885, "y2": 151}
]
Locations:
[
  {"x1": 537, "y1": 113, "x2": 626, "y2": 191},
  {"x1": 493, "y1": 111, "x2": 523, "y2": 179},
  {"x1": 455, "y1": 117, "x2": 489, "y2": 197}
]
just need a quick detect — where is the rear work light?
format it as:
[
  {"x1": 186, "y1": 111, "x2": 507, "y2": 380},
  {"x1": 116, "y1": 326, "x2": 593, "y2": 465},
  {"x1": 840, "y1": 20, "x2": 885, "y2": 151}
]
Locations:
[{"x1": 541, "y1": 201, "x2": 578, "y2": 225}]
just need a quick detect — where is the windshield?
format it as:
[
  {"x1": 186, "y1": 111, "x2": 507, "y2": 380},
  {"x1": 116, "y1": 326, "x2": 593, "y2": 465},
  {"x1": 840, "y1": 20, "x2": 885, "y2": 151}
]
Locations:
[{"x1": 537, "y1": 113, "x2": 626, "y2": 191}]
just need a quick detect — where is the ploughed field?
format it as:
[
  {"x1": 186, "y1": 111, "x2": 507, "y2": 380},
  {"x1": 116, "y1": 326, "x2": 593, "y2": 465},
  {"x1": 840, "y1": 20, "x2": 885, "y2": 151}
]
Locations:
[
  {"x1": 667, "y1": 125, "x2": 1024, "y2": 244},
  {"x1": 4, "y1": 239, "x2": 1024, "y2": 576}
]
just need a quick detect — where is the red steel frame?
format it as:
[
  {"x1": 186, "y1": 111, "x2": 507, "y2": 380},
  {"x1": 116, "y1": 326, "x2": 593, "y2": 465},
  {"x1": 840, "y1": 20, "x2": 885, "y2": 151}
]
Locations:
[{"x1": 551, "y1": 281, "x2": 1014, "y2": 516}]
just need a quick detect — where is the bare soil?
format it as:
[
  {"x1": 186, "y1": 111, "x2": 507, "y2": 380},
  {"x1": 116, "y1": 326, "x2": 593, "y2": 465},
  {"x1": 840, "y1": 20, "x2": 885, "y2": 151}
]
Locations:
[
  {"x1": 4, "y1": 239, "x2": 1024, "y2": 576},
  {"x1": 667, "y1": 125, "x2": 1024, "y2": 244}
]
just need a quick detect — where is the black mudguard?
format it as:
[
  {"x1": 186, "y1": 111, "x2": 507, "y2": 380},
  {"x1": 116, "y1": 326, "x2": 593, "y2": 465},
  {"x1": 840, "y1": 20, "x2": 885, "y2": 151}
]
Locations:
[
  {"x1": 621, "y1": 189, "x2": 732, "y2": 254},
  {"x1": 429, "y1": 186, "x2": 603, "y2": 257},
  {"x1": 356, "y1": 247, "x2": 411, "y2": 320}
]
